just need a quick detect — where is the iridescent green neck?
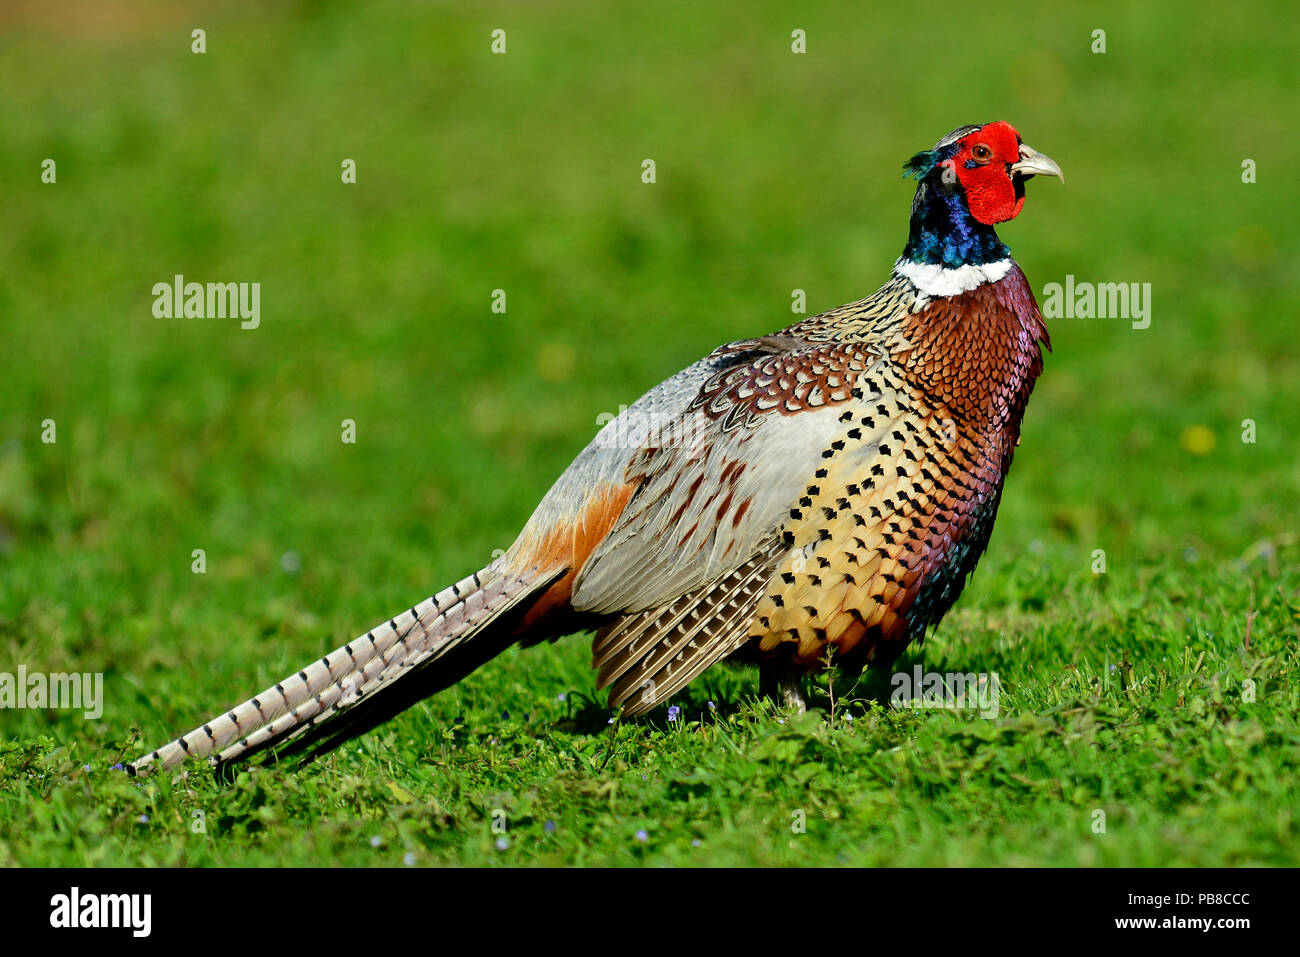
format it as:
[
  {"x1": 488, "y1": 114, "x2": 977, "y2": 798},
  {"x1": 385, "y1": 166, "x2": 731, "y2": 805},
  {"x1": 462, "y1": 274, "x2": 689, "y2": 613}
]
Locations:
[{"x1": 902, "y1": 181, "x2": 1009, "y2": 267}]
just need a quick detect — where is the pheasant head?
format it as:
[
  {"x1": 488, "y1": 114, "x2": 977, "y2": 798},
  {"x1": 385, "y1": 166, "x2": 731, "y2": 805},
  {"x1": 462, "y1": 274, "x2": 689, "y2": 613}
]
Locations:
[{"x1": 901, "y1": 121, "x2": 1063, "y2": 268}]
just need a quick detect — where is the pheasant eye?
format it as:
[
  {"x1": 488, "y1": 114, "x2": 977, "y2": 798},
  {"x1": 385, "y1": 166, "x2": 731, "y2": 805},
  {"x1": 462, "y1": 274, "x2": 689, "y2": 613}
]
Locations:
[{"x1": 971, "y1": 144, "x2": 993, "y2": 163}]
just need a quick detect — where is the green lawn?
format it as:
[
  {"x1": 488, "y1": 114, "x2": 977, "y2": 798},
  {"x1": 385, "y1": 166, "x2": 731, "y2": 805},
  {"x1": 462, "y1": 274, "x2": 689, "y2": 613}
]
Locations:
[{"x1": 1, "y1": 0, "x2": 1297, "y2": 867}]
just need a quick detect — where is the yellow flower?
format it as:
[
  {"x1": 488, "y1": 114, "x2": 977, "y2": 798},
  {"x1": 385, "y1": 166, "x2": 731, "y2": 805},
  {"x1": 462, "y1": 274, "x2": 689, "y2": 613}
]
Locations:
[{"x1": 1180, "y1": 425, "x2": 1215, "y2": 455}]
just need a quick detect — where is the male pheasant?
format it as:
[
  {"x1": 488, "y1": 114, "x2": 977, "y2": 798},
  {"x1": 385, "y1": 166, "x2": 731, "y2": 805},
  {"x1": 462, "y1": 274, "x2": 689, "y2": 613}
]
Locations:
[{"x1": 130, "y1": 121, "x2": 1062, "y2": 773}]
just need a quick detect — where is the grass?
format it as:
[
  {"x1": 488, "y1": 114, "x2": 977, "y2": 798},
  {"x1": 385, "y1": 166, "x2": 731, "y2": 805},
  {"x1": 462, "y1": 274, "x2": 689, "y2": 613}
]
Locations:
[{"x1": 1, "y1": 0, "x2": 1297, "y2": 867}]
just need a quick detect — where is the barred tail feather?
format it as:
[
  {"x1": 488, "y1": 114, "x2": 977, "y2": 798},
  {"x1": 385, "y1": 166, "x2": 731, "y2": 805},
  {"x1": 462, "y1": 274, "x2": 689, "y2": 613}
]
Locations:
[{"x1": 128, "y1": 564, "x2": 561, "y2": 775}]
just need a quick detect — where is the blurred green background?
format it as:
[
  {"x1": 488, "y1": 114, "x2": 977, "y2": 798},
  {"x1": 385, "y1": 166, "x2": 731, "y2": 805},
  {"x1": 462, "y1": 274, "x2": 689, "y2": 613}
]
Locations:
[{"x1": 0, "y1": 1, "x2": 1296, "y2": 866}]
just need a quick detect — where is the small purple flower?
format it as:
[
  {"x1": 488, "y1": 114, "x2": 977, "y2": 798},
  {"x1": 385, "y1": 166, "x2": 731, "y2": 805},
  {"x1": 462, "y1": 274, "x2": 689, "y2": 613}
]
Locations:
[
  {"x1": 403, "y1": 852, "x2": 416, "y2": 866},
  {"x1": 369, "y1": 836, "x2": 382, "y2": 847},
  {"x1": 137, "y1": 814, "x2": 149, "y2": 824},
  {"x1": 496, "y1": 836, "x2": 509, "y2": 851},
  {"x1": 83, "y1": 764, "x2": 91, "y2": 772},
  {"x1": 667, "y1": 705, "x2": 680, "y2": 722},
  {"x1": 544, "y1": 820, "x2": 557, "y2": 833},
  {"x1": 691, "y1": 838, "x2": 702, "y2": 847},
  {"x1": 707, "y1": 700, "x2": 716, "y2": 711},
  {"x1": 111, "y1": 763, "x2": 124, "y2": 771},
  {"x1": 557, "y1": 692, "x2": 566, "y2": 702},
  {"x1": 635, "y1": 830, "x2": 648, "y2": 843}
]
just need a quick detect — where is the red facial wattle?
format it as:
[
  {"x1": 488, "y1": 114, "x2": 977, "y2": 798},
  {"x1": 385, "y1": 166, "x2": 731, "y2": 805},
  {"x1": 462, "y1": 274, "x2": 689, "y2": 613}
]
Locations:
[{"x1": 944, "y1": 121, "x2": 1025, "y2": 225}]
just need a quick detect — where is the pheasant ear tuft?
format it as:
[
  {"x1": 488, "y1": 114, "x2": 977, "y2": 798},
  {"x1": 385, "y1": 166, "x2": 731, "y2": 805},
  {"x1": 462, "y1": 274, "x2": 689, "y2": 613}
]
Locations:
[{"x1": 903, "y1": 150, "x2": 938, "y2": 180}]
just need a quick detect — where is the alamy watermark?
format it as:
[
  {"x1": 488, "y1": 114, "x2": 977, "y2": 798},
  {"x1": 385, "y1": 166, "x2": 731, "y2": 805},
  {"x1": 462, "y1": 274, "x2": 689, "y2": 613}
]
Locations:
[
  {"x1": 890, "y1": 666, "x2": 1000, "y2": 718},
  {"x1": 152, "y1": 274, "x2": 260, "y2": 329},
  {"x1": 593, "y1": 404, "x2": 709, "y2": 451},
  {"x1": 50, "y1": 887, "x2": 150, "y2": 937},
  {"x1": 1041, "y1": 275, "x2": 1151, "y2": 329},
  {"x1": 0, "y1": 666, "x2": 103, "y2": 719}
]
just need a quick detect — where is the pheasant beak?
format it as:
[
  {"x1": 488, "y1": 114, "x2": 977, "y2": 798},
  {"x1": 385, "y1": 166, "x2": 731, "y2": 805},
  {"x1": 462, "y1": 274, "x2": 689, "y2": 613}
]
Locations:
[{"x1": 1011, "y1": 143, "x2": 1064, "y2": 183}]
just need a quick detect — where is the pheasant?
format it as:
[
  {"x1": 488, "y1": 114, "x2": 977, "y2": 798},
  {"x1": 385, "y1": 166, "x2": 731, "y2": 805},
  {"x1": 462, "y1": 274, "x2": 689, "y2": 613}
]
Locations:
[{"x1": 129, "y1": 121, "x2": 1062, "y2": 774}]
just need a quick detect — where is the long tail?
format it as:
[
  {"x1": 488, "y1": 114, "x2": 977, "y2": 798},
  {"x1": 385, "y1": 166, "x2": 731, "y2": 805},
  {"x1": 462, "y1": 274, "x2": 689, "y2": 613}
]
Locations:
[{"x1": 128, "y1": 563, "x2": 563, "y2": 775}]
